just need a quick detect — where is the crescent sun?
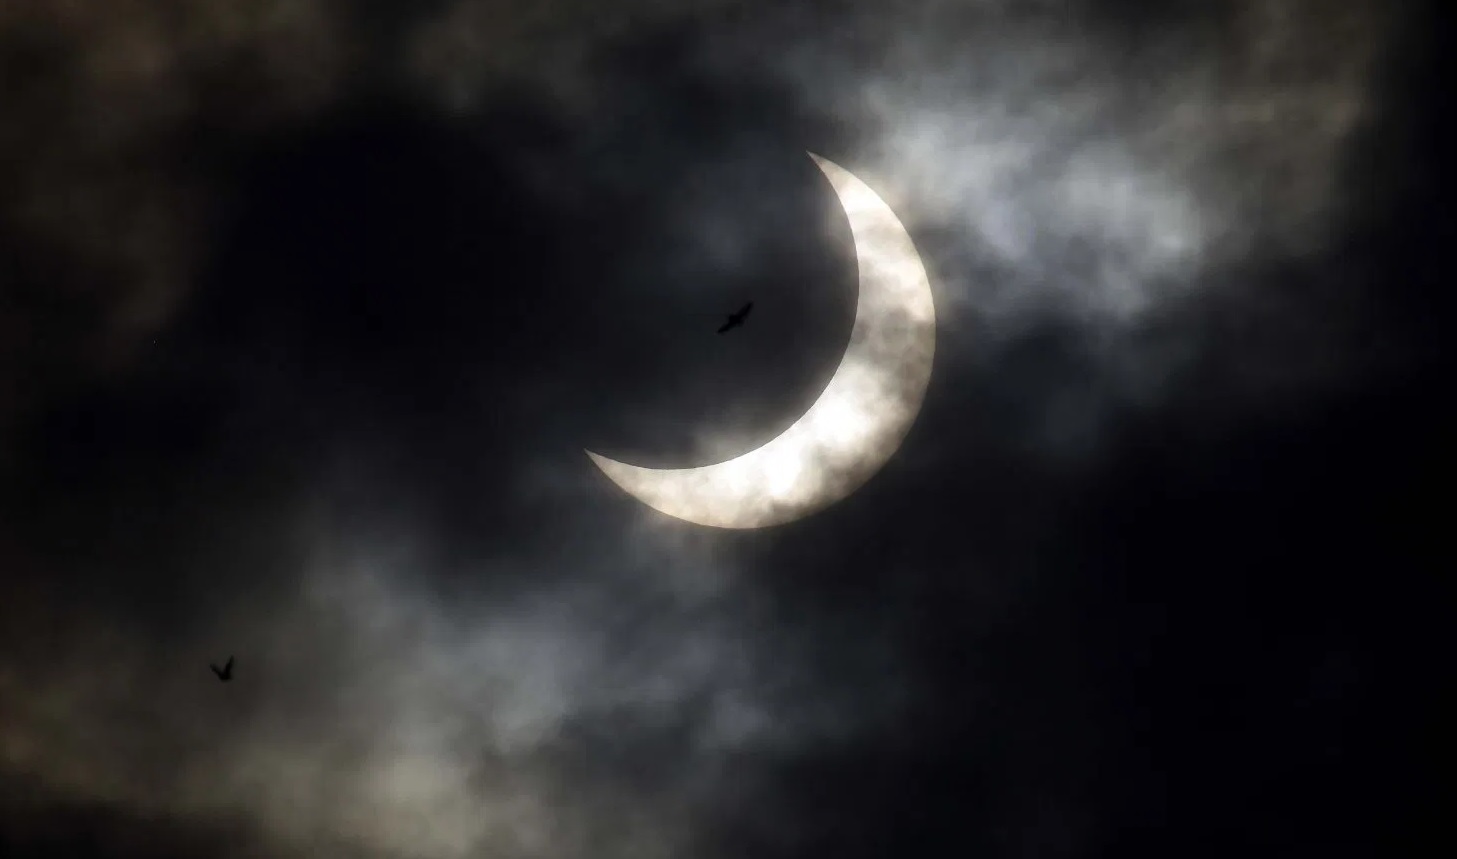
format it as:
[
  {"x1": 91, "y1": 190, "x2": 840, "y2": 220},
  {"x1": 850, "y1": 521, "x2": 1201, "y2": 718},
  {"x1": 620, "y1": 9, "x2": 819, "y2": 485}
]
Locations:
[{"x1": 585, "y1": 152, "x2": 936, "y2": 529}]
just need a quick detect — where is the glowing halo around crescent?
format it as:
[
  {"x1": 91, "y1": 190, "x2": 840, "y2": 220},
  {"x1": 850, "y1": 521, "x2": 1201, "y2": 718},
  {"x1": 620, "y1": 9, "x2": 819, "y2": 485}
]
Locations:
[{"x1": 585, "y1": 152, "x2": 936, "y2": 529}]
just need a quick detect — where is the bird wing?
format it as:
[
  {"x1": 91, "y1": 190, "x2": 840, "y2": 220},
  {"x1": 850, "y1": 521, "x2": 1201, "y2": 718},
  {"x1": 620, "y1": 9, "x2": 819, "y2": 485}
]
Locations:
[
  {"x1": 210, "y1": 664, "x2": 224, "y2": 678},
  {"x1": 224, "y1": 656, "x2": 234, "y2": 673}
]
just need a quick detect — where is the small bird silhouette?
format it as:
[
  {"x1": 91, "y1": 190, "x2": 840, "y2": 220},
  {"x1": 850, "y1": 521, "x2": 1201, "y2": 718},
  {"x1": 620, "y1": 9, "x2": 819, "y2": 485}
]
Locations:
[
  {"x1": 717, "y1": 301, "x2": 753, "y2": 334},
  {"x1": 210, "y1": 656, "x2": 234, "y2": 682}
]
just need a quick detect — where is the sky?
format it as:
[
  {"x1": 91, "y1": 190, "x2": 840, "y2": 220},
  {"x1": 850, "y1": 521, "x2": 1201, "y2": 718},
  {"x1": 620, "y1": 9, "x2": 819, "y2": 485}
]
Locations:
[{"x1": 0, "y1": 1, "x2": 1449, "y2": 857}]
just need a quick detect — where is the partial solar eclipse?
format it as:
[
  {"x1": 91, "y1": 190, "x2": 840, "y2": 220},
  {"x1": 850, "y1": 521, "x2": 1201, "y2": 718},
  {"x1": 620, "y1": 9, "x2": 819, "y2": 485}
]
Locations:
[{"x1": 587, "y1": 153, "x2": 936, "y2": 528}]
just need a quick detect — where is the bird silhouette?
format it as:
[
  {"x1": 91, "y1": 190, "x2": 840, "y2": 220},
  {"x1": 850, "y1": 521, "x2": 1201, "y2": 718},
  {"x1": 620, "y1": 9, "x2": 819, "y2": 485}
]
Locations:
[
  {"x1": 717, "y1": 301, "x2": 753, "y2": 334},
  {"x1": 210, "y1": 656, "x2": 234, "y2": 682}
]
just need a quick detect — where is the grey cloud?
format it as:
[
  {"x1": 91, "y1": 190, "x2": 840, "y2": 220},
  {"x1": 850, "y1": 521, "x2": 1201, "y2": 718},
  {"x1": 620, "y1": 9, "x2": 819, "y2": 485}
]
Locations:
[
  {"x1": 760, "y1": 1, "x2": 1383, "y2": 323},
  {"x1": 0, "y1": 0, "x2": 348, "y2": 445},
  {"x1": 471, "y1": 0, "x2": 1394, "y2": 459},
  {"x1": 0, "y1": 3, "x2": 1429, "y2": 857},
  {"x1": 1, "y1": 490, "x2": 906, "y2": 859}
]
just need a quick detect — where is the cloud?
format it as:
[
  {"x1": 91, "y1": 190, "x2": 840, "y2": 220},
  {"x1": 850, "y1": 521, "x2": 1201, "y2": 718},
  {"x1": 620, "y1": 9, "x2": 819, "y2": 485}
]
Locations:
[
  {"x1": 750, "y1": 0, "x2": 1390, "y2": 453},
  {"x1": 404, "y1": 0, "x2": 752, "y2": 111},
  {"x1": 429, "y1": 0, "x2": 1392, "y2": 459},
  {"x1": 0, "y1": 491, "x2": 906, "y2": 858},
  {"x1": 766, "y1": 1, "x2": 1381, "y2": 323},
  {"x1": 0, "y1": 0, "x2": 1394, "y2": 458},
  {"x1": 0, "y1": 3, "x2": 1427, "y2": 858},
  {"x1": 0, "y1": 0, "x2": 347, "y2": 442}
]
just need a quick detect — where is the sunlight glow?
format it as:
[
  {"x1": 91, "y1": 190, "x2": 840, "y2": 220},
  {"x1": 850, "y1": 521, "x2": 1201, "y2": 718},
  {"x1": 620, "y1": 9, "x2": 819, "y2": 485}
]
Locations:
[{"x1": 585, "y1": 153, "x2": 936, "y2": 528}]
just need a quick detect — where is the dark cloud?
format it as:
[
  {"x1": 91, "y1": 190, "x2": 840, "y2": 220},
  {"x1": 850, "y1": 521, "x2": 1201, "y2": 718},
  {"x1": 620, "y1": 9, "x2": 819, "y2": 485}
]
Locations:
[{"x1": 1, "y1": 1, "x2": 1447, "y2": 857}]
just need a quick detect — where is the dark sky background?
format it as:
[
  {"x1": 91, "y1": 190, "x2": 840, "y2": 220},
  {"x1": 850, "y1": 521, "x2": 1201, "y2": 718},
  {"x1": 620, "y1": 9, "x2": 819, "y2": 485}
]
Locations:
[{"x1": 1, "y1": 1, "x2": 1448, "y2": 858}]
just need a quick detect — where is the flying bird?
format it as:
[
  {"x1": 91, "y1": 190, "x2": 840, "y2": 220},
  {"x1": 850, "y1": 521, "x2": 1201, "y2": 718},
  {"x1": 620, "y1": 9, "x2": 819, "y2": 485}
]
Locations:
[
  {"x1": 717, "y1": 301, "x2": 753, "y2": 334},
  {"x1": 210, "y1": 656, "x2": 234, "y2": 682}
]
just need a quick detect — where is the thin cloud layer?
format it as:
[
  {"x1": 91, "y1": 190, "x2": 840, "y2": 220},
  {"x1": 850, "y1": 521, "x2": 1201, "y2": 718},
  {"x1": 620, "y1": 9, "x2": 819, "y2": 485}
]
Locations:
[
  {"x1": 750, "y1": 1, "x2": 1385, "y2": 337},
  {"x1": 1, "y1": 498, "x2": 905, "y2": 859}
]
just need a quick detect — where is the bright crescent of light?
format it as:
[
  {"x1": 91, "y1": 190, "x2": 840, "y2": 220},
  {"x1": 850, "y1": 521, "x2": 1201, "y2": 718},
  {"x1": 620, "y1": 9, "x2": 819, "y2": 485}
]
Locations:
[{"x1": 585, "y1": 152, "x2": 936, "y2": 529}]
